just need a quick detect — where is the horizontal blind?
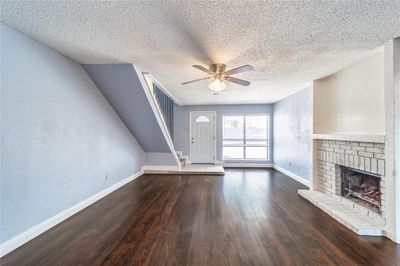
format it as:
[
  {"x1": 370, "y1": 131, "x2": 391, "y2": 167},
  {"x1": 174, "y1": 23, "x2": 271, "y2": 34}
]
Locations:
[
  {"x1": 245, "y1": 115, "x2": 268, "y2": 144},
  {"x1": 223, "y1": 116, "x2": 244, "y2": 140},
  {"x1": 223, "y1": 114, "x2": 269, "y2": 160}
]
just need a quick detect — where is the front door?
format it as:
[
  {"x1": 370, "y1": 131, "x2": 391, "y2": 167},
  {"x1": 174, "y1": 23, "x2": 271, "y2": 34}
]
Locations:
[{"x1": 190, "y1": 111, "x2": 216, "y2": 163}]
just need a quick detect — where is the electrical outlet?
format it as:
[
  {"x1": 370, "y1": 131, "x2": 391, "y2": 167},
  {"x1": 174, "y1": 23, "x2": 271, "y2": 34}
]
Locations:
[{"x1": 105, "y1": 174, "x2": 109, "y2": 181}]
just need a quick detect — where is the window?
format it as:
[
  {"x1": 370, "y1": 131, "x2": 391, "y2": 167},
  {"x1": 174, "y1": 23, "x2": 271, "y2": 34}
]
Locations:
[
  {"x1": 223, "y1": 114, "x2": 269, "y2": 160},
  {"x1": 195, "y1": 116, "x2": 210, "y2": 123}
]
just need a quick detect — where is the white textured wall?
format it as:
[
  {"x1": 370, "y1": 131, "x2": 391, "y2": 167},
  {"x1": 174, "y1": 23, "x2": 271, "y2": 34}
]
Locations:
[
  {"x1": 273, "y1": 88, "x2": 312, "y2": 181},
  {"x1": 314, "y1": 52, "x2": 385, "y2": 135},
  {"x1": 383, "y1": 38, "x2": 400, "y2": 243},
  {"x1": 394, "y1": 38, "x2": 400, "y2": 243}
]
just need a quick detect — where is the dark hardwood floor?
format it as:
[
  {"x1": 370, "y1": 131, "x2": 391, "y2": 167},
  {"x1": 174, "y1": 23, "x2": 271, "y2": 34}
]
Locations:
[{"x1": 2, "y1": 168, "x2": 400, "y2": 265}]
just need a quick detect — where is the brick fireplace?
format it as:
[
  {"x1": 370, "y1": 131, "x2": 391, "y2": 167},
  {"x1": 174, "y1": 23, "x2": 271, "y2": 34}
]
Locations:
[
  {"x1": 316, "y1": 139, "x2": 386, "y2": 217},
  {"x1": 298, "y1": 38, "x2": 399, "y2": 242},
  {"x1": 299, "y1": 136, "x2": 387, "y2": 236}
]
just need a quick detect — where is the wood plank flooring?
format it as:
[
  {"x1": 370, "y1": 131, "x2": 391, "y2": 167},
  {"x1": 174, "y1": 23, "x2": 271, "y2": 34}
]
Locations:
[{"x1": 2, "y1": 169, "x2": 400, "y2": 265}]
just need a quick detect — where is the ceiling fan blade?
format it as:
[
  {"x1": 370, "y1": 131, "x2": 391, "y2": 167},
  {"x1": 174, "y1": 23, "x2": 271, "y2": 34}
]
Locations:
[
  {"x1": 226, "y1": 77, "x2": 251, "y2": 86},
  {"x1": 225, "y1": 64, "x2": 254, "y2": 75},
  {"x1": 182, "y1": 77, "x2": 210, "y2": 85},
  {"x1": 192, "y1": 65, "x2": 211, "y2": 73}
]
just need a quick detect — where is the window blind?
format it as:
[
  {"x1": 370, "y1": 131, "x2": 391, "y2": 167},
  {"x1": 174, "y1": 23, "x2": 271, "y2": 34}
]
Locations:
[{"x1": 223, "y1": 114, "x2": 269, "y2": 160}]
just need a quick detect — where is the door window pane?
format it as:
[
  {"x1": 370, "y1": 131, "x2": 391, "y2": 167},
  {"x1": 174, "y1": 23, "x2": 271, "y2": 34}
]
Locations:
[{"x1": 196, "y1": 116, "x2": 210, "y2": 123}]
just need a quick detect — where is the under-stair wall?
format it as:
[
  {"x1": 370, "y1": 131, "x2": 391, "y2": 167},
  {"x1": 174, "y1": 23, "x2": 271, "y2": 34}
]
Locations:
[{"x1": 83, "y1": 64, "x2": 181, "y2": 169}]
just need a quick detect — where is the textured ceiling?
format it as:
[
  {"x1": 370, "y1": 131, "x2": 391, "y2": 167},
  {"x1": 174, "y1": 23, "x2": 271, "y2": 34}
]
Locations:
[{"x1": 1, "y1": 1, "x2": 400, "y2": 105}]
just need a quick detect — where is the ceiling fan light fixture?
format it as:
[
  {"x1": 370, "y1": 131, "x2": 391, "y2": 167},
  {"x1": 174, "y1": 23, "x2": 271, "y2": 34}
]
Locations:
[
  {"x1": 182, "y1": 63, "x2": 254, "y2": 94},
  {"x1": 208, "y1": 78, "x2": 227, "y2": 95}
]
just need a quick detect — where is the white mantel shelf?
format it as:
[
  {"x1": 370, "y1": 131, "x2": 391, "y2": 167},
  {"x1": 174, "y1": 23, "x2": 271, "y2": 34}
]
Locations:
[{"x1": 313, "y1": 133, "x2": 385, "y2": 143}]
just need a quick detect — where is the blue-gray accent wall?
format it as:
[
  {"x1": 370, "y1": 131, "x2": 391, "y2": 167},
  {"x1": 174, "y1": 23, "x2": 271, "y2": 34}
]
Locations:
[
  {"x1": 273, "y1": 88, "x2": 312, "y2": 181},
  {"x1": 0, "y1": 24, "x2": 146, "y2": 243},
  {"x1": 174, "y1": 104, "x2": 273, "y2": 163},
  {"x1": 82, "y1": 64, "x2": 170, "y2": 153}
]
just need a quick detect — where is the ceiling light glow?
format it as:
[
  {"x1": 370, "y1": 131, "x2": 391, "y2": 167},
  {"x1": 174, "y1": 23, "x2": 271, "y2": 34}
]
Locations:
[{"x1": 208, "y1": 78, "x2": 227, "y2": 95}]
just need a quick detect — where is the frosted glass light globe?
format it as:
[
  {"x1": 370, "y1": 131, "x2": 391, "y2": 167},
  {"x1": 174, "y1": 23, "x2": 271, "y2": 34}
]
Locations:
[{"x1": 208, "y1": 78, "x2": 227, "y2": 95}]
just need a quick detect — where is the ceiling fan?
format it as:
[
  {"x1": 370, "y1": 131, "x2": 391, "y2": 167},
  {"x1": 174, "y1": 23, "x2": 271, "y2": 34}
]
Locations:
[{"x1": 182, "y1": 63, "x2": 254, "y2": 95}]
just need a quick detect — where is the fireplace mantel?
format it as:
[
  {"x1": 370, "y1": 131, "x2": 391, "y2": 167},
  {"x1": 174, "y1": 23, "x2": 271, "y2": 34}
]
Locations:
[{"x1": 313, "y1": 133, "x2": 385, "y2": 143}]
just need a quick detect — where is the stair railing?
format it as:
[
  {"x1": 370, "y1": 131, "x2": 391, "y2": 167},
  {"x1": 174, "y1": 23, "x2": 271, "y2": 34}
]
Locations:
[{"x1": 139, "y1": 71, "x2": 182, "y2": 169}]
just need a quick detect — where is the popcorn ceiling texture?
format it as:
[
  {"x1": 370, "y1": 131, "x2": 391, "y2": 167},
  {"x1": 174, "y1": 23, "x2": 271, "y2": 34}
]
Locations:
[{"x1": 1, "y1": 1, "x2": 400, "y2": 105}]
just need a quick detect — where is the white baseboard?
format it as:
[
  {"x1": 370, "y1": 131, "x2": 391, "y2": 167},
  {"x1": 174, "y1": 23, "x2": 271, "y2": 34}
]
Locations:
[
  {"x1": 273, "y1": 165, "x2": 310, "y2": 187},
  {"x1": 0, "y1": 165, "x2": 309, "y2": 257},
  {"x1": 142, "y1": 165, "x2": 179, "y2": 173},
  {"x1": 0, "y1": 169, "x2": 144, "y2": 257},
  {"x1": 219, "y1": 163, "x2": 310, "y2": 187},
  {"x1": 222, "y1": 162, "x2": 273, "y2": 168}
]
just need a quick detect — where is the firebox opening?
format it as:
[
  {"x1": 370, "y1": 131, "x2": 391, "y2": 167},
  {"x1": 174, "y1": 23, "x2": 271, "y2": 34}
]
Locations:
[{"x1": 340, "y1": 166, "x2": 381, "y2": 214}]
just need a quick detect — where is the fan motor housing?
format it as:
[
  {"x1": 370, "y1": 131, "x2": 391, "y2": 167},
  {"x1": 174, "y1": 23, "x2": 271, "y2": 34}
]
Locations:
[{"x1": 209, "y1": 64, "x2": 226, "y2": 74}]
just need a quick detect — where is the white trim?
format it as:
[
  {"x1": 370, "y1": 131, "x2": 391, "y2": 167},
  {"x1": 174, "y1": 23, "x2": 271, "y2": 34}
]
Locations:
[
  {"x1": 141, "y1": 165, "x2": 224, "y2": 175},
  {"x1": 136, "y1": 66, "x2": 181, "y2": 170},
  {"x1": 223, "y1": 163, "x2": 273, "y2": 168},
  {"x1": 218, "y1": 162, "x2": 312, "y2": 187},
  {"x1": 222, "y1": 114, "x2": 271, "y2": 161},
  {"x1": 142, "y1": 165, "x2": 179, "y2": 173},
  {"x1": 309, "y1": 84, "x2": 316, "y2": 190},
  {"x1": 313, "y1": 133, "x2": 385, "y2": 143},
  {"x1": 393, "y1": 37, "x2": 400, "y2": 243},
  {"x1": 190, "y1": 111, "x2": 217, "y2": 164},
  {"x1": 0, "y1": 170, "x2": 144, "y2": 257},
  {"x1": 273, "y1": 165, "x2": 310, "y2": 187}
]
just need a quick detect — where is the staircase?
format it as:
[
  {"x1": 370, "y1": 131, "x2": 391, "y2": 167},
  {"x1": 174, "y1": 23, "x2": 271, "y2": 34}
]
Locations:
[
  {"x1": 141, "y1": 74, "x2": 224, "y2": 175},
  {"x1": 175, "y1": 151, "x2": 189, "y2": 166},
  {"x1": 83, "y1": 64, "x2": 223, "y2": 174},
  {"x1": 141, "y1": 72, "x2": 183, "y2": 169}
]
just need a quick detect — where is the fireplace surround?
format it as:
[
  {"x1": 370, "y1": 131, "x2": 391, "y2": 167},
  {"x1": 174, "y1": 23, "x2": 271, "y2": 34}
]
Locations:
[
  {"x1": 314, "y1": 139, "x2": 386, "y2": 218},
  {"x1": 299, "y1": 136, "x2": 387, "y2": 236}
]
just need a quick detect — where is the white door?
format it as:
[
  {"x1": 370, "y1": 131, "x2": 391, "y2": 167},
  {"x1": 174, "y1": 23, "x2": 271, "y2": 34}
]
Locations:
[{"x1": 190, "y1": 111, "x2": 216, "y2": 163}]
